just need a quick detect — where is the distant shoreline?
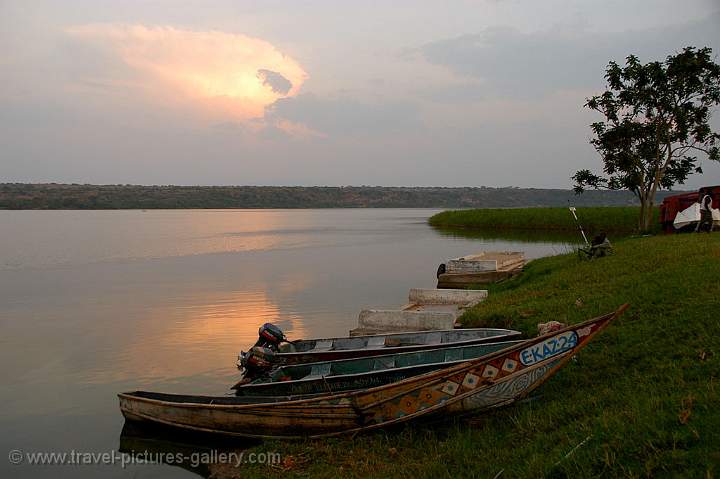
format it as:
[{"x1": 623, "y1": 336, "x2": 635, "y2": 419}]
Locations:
[{"x1": 0, "y1": 183, "x2": 679, "y2": 210}]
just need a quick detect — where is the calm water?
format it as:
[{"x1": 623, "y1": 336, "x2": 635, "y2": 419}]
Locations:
[{"x1": 0, "y1": 209, "x2": 578, "y2": 478}]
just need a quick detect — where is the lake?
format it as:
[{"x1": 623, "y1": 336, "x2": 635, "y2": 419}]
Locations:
[{"x1": 0, "y1": 209, "x2": 579, "y2": 478}]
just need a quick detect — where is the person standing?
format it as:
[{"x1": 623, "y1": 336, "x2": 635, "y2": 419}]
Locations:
[{"x1": 696, "y1": 194, "x2": 714, "y2": 232}]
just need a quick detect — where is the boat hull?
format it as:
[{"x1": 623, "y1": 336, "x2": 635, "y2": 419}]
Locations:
[
  {"x1": 119, "y1": 305, "x2": 626, "y2": 439},
  {"x1": 437, "y1": 267, "x2": 523, "y2": 288}
]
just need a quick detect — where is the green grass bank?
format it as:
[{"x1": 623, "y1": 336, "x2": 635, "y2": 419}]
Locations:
[
  {"x1": 236, "y1": 233, "x2": 718, "y2": 478},
  {"x1": 429, "y1": 206, "x2": 660, "y2": 234}
]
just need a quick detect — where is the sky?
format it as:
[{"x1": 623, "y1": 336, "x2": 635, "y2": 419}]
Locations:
[{"x1": 1, "y1": 0, "x2": 719, "y2": 188}]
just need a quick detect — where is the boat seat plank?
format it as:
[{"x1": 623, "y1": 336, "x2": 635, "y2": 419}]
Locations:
[
  {"x1": 311, "y1": 340, "x2": 334, "y2": 351},
  {"x1": 308, "y1": 363, "x2": 332, "y2": 378},
  {"x1": 366, "y1": 336, "x2": 386, "y2": 348},
  {"x1": 426, "y1": 332, "x2": 442, "y2": 344}
]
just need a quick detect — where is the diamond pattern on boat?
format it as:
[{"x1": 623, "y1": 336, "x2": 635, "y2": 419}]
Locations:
[
  {"x1": 441, "y1": 381, "x2": 460, "y2": 395},
  {"x1": 482, "y1": 364, "x2": 499, "y2": 378},
  {"x1": 462, "y1": 373, "x2": 481, "y2": 389},
  {"x1": 502, "y1": 358, "x2": 518, "y2": 373}
]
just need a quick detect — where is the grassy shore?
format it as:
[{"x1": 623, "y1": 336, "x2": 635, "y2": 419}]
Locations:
[
  {"x1": 429, "y1": 206, "x2": 659, "y2": 234},
  {"x1": 235, "y1": 232, "x2": 718, "y2": 478}
]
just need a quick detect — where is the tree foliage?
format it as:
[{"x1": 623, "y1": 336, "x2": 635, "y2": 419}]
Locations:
[{"x1": 573, "y1": 46, "x2": 720, "y2": 231}]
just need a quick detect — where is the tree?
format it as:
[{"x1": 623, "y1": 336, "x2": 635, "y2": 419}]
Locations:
[{"x1": 573, "y1": 47, "x2": 720, "y2": 232}]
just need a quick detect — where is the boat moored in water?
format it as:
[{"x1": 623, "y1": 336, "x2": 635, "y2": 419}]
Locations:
[
  {"x1": 232, "y1": 338, "x2": 525, "y2": 396},
  {"x1": 239, "y1": 327, "x2": 522, "y2": 368},
  {"x1": 119, "y1": 305, "x2": 627, "y2": 439}
]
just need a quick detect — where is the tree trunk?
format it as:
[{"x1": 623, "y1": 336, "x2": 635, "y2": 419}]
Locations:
[
  {"x1": 638, "y1": 195, "x2": 655, "y2": 233},
  {"x1": 638, "y1": 197, "x2": 646, "y2": 232},
  {"x1": 642, "y1": 161, "x2": 665, "y2": 233},
  {"x1": 641, "y1": 199, "x2": 654, "y2": 232}
]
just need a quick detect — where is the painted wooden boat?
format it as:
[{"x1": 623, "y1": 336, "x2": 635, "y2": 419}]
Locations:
[
  {"x1": 232, "y1": 339, "x2": 526, "y2": 396},
  {"x1": 119, "y1": 304, "x2": 627, "y2": 439},
  {"x1": 254, "y1": 328, "x2": 522, "y2": 366}
]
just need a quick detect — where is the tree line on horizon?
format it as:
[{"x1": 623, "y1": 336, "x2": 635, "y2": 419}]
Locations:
[{"x1": 0, "y1": 183, "x2": 677, "y2": 210}]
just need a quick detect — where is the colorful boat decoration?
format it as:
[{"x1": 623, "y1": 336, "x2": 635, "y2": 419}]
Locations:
[
  {"x1": 118, "y1": 305, "x2": 627, "y2": 439},
  {"x1": 232, "y1": 339, "x2": 526, "y2": 396},
  {"x1": 241, "y1": 328, "x2": 522, "y2": 367}
]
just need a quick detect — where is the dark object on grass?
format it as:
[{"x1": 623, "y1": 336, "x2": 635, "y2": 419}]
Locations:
[{"x1": 578, "y1": 232, "x2": 612, "y2": 260}]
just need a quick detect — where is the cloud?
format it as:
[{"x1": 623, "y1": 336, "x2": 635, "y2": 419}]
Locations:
[
  {"x1": 419, "y1": 12, "x2": 720, "y2": 97},
  {"x1": 65, "y1": 24, "x2": 307, "y2": 120},
  {"x1": 414, "y1": 80, "x2": 486, "y2": 104},
  {"x1": 257, "y1": 69, "x2": 293, "y2": 95},
  {"x1": 264, "y1": 93, "x2": 421, "y2": 137}
]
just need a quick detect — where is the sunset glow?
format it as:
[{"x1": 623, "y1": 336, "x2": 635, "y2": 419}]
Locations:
[
  {"x1": 66, "y1": 24, "x2": 307, "y2": 120},
  {"x1": 101, "y1": 289, "x2": 309, "y2": 385}
]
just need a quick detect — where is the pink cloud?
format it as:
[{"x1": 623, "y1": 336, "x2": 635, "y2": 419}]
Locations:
[{"x1": 66, "y1": 24, "x2": 307, "y2": 121}]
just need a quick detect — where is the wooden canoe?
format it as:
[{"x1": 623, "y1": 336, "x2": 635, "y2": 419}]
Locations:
[
  {"x1": 437, "y1": 266, "x2": 524, "y2": 288},
  {"x1": 119, "y1": 305, "x2": 627, "y2": 439},
  {"x1": 232, "y1": 339, "x2": 525, "y2": 395},
  {"x1": 260, "y1": 328, "x2": 522, "y2": 366}
]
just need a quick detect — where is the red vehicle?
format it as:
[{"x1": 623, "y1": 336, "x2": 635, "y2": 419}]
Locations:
[{"x1": 660, "y1": 185, "x2": 720, "y2": 232}]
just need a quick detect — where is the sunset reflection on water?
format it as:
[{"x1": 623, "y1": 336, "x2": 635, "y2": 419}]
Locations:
[
  {"x1": 0, "y1": 209, "x2": 577, "y2": 479},
  {"x1": 87, "y1": 288, "x2": 308, "y2": 387}
]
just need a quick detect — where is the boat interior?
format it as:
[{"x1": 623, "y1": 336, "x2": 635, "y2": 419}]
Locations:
[
  {"x1": 260, "y1": 339, "x2": 524, "y2": 383},
  {"x1": 278, "y1": 329, "x2": 518, "y2": 353}
]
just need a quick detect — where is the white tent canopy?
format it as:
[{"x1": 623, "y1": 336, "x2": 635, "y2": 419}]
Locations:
[{"x1": 674, "y1": 202, "x2": 720, "y2": 229}]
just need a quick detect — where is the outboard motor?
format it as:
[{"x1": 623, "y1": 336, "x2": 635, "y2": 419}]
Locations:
[
  {"x1": 238, "y1": 346, "x2": 276, "y2": 380},
  {"x1": 256, "y1": 323, "x2": 286, "y2": 349},
  {"x1": 436, "y1": 263, "x2": 447, "y2": 278},
  {"x1": 236, "y1": 323, "x2": 287, "y2": 381}
]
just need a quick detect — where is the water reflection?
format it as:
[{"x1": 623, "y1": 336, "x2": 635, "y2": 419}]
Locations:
[
  {"x1": 431, "y1": 225, "x2": 583, "y2": 244},
  {"x1": 119, "y1": 422, "x2": 261, "y2": 478},
  {"x1": 0, "y1": 209, "x2": 579, "y2": 479},
  {"x1": 0, "y1": 209, "x2": 352, "y2": 269},
  {"x1": 90, "y1": 289, "x2": 308, "y2": 386}
]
